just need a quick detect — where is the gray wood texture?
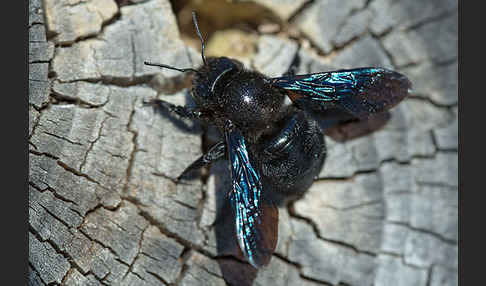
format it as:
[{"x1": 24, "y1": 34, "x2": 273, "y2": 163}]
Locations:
[{"x1": 29, "y1": 0, "x2": 458, "y2": 285}]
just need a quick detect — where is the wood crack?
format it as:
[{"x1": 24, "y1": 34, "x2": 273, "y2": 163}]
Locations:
[
  {"x1": 80, "y1": 115, "x2": 110, "y2": 172},
  {"x1": 29, "y1": 227, "x2": 87, "y2": 281},
  {"x1": 385, "y1": 221, "x2": 457, "y2": 245},
  {"x1": 272, "y1": 253, "x2": 335, "y2": 286},
  {"x1": 288, "y1": 204, "x2": 377, "y2": 257}
]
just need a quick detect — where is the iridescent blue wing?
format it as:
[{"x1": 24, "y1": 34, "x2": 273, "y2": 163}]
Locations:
[
  {"x1": 272, "y1": 67, "x2": 411, "y2": 118},
  {"x1": 224, "y1": 124, "x2": 278, "y2": 268}
]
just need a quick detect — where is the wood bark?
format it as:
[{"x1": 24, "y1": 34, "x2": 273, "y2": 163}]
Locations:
[{"x1": 29, "y1": 0, "x2": 458, "y2": 285}]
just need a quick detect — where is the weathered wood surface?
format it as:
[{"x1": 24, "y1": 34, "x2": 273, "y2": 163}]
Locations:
[{"x1": 29, "y1": 0, "x2": 458, "y2": 285}]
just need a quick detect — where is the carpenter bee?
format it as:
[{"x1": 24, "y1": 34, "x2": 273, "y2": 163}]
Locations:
[{"x1": 144, "y1": 12, "x2": 411, "y2": 268}]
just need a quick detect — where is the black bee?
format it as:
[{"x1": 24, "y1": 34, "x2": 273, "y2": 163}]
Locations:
[{"x1": 145, "y1": 12, "x2": 411, "y2": 268}]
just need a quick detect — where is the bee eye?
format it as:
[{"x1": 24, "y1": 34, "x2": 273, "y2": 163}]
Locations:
[{"x1": 211, "y1": 68, "x2": 234, "y2": 93}]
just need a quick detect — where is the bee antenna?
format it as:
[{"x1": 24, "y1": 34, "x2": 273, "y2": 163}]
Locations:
[
  {"x1": 144, "y1": 61, "x2": 198, "y2": 73},
  {"x1": 191, "y1": 11, "x2": 207, "y2": 66}
]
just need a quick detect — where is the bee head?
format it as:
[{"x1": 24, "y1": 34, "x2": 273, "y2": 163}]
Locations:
[
  {"x1": 143, "y1": 11, "x2": 243, "y2": 107},
  {"x1": 191, "y1": 57, "x2": 244, "y2": 105}
]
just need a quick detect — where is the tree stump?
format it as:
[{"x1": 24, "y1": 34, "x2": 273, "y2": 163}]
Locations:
[{"x1": 29, "y1": 0, "x2": 458, "y2": 285}]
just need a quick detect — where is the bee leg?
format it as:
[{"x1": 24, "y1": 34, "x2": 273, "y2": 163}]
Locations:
[
  {"x1": 144, "y1": 98, "x2": 206, "y2": 119},
  {"x1": 283, "y1": 65, "x2": 297, "y2": 77},
  {"x1": 177, "y1": 141, "x2": 226, "y2": 181}
]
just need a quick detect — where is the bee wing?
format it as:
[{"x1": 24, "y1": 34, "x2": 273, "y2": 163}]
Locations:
[
  {"x1": 224, "y1": 125, "x2": 278, "y2": 268},
  {"x1": 272, "y1": 67, "x2": 411, "y2": 118}
]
